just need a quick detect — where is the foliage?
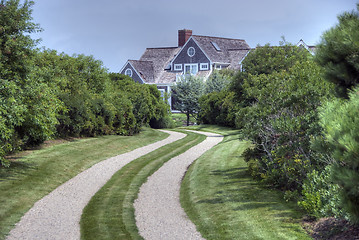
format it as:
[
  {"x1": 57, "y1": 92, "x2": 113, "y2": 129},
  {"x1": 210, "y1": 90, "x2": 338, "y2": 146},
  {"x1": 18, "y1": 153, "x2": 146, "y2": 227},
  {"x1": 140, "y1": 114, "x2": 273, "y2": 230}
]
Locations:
[
  {"x1": 315, "y1": 4, "x2": 359, "y2": 98},
  {"x1": 198, "y1": 69, "x2": 237, "y2": 127},
  {"x1": 203, "y1": 69, "x2": 233, "y2": 94},
  {"x1": 239, "y1": 51, "x2": 334, "y2": 190},
  {"x1": 172, "y1": 75, "x2": 205, "y2": 126},
  {"x1": 198, "y1": 90, "x2": 237, "y2": 127},
  {"x1": 298, "y1": 166, "x2": 344, "y2": 219},
  {"x1": 241, "y1": 42, "x2": 310, "y2": 75},
  {"x1": 317, "y1": 87, "x2": 359, "y2": 223}
]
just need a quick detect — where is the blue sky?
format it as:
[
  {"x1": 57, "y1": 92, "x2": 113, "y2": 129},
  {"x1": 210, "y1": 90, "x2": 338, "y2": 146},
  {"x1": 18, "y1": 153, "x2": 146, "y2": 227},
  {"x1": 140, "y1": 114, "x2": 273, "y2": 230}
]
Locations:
[{"x1": 30, "y1": 0, "x2": 358, "y2": 72}]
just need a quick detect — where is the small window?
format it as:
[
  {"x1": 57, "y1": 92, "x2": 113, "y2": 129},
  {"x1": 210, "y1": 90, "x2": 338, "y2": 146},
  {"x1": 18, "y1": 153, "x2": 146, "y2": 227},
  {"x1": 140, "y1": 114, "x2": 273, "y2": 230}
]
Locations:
[
  {"x1": 211, "y1": 41, "x2": 221, "y2": 51},
  {"x1": 174, "y1": 64, "x2": 183, "y2": 71},
  {"x1": 187, "y1": 47, "x2": 195, "y2": 57},
  {"x1": 159, "y1": 89, "x2": 166, "y2": 101},
  {"x1": 125, "y1": 68, "x2": 133, "y2": 77},
  {"x1": 200, "y1": 63, "x2": 209, "y2": 70}
]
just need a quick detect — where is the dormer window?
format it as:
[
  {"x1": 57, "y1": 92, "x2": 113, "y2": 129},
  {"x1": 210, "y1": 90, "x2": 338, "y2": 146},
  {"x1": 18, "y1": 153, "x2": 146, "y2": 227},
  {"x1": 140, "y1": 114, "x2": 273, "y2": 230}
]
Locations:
[
  {"x1": 174, "y1": 64, "x2": 183, "y2": 71},
  {"x1": 200, "y1": 63, "x2": 209, "y2": 70},
  {"x1": 125, "y1": 68, "x2": 133, "y2": 77},
  {"x1": 187, "y1": 47, "x2": 195, "y2": 57}
]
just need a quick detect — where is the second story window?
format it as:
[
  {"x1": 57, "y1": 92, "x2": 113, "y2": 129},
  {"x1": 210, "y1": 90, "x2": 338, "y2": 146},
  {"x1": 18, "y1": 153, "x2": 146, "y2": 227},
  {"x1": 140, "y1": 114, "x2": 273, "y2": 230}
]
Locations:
[
  {"x1": 187, "y1": 47, "x2": 195, "y2": 57},
  {"x1": 125, "y1": 68, "x2": 133, "y2": 77},
  {"x1": 174, "y1": 64, "x2": 183, "y2": 71},
  {"x1": 184, "y1": 64, "x2": 198, "y2": 75},
  {"x1": 200, "y1": 63, "x2": 209, "y2": 70}
]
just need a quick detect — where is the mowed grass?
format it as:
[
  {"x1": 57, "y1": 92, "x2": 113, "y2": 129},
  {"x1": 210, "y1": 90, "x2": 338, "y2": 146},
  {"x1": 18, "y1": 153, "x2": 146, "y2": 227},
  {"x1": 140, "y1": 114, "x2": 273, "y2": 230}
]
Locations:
[
  {"x1": 181, "y1": 126, "x2": 311, "y2": 240},
  {"x1": 80, "y1": 130, "x2": 206, "y2": 240},
  {"x1": 0, "y1": 128, "x2": 168, "y2": 240}
]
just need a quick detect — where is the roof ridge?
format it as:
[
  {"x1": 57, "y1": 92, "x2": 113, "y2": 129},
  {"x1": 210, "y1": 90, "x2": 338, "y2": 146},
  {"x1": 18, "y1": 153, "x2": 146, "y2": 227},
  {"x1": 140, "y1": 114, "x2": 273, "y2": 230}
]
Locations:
[
  {"x1": 146, "y1": 47, "x2": 180, "y2": 50},
  {"x1": 192, "y1": 35, "x2": 246, "y2": 42}
]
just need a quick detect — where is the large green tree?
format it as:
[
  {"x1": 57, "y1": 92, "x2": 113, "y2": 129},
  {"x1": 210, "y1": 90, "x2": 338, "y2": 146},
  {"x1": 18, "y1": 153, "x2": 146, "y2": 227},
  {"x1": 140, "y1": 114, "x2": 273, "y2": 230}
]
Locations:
[
  {"x1": 318, "y1": 87, "x2": 359, "y2": 223},
  {"x1": 315, "y1": 4, "x2": 359, "y2": 98}
]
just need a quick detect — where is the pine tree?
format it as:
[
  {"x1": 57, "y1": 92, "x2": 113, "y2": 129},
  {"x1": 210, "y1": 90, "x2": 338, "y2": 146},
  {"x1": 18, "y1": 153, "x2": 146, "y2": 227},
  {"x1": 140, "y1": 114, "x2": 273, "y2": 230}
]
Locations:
[
  {"x1": 315, "y1": 4, "x2": 359, "y2": 98},
  {"x1": 319, "y1": 87, "x2": 359, "y2": 223}
]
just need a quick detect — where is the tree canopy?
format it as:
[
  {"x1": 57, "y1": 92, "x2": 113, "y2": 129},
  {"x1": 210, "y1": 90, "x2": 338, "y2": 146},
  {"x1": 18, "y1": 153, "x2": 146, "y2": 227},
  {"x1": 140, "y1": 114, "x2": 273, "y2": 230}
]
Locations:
[{"x1": 315, "y1": 3, "x2": 359, "y2": 98}]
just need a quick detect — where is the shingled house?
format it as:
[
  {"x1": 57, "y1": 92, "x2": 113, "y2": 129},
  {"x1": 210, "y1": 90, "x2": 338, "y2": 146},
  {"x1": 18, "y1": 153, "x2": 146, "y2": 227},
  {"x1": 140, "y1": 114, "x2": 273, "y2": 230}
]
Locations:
[{"x1": 120, "y1": 29, "x2": 251, "y2": 111}]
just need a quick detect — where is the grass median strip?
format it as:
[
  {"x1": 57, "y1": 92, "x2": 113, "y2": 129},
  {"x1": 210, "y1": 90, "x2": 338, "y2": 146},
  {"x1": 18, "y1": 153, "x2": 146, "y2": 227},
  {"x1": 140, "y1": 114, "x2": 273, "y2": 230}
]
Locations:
[
  {"x1": 181, "y1": 126, "x2": 311, "y2": 240},
  {"x1": 0, "y1": 128, "x2": 168, "y2": 240},
  {"x1": 80, "y1": 130, "x2": 206, "y2": 240}
]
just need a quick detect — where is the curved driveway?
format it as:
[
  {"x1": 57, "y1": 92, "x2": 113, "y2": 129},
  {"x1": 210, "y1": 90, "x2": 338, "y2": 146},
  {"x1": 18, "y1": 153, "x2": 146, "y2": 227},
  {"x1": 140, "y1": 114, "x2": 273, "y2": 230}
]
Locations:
[
  {"x1": 134, "y1": 130, "x2": 223, "y2": 240},
  {"x1": 6, "y1": 130, "x2": 186, "y2": 240}
]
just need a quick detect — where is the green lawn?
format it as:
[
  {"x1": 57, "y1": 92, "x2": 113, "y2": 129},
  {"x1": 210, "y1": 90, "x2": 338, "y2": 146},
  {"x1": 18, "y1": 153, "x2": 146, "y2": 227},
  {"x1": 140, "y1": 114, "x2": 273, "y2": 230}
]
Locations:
[
  {"x1": 171, "y1": 113, "x2": 196, "y2": 127},
  {"x1": 181, "y1": 126, "x2": 311, "y2": 240},
  {"x1": 0, "y1": 128, "x2": 168, "y2": 240},
  {"x1": 80, "y1": 130, "x2": 206, "y2": 240}
]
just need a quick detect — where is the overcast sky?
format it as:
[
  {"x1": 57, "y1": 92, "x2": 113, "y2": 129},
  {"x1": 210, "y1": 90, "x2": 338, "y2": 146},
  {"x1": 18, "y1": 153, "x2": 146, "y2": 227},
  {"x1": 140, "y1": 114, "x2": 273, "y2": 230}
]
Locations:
[{"x1": 30, "y1": 0, "x2": 357, "y2": 72}]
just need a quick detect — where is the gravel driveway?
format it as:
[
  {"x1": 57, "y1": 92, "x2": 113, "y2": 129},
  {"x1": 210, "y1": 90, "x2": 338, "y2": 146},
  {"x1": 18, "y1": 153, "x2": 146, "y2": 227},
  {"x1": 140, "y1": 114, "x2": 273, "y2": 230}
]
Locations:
[
  {"x1": 134, "y1": 130, "x2": 223, "y2": 240},
  {"x1": 6, "y1": 130, "x2": 185, "y2": 240}
]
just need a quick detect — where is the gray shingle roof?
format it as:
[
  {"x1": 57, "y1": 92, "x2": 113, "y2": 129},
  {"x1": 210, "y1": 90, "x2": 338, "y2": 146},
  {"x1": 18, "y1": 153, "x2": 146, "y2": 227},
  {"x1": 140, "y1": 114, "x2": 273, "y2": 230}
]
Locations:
[
  {"x1": 127, "y1": 34, "x2": 250, "y2": 84},
  {"x1": 139, "y1": 47, "x2": 181, "y2": 83},
  {"x1": 192, "y1": 35, "x2": 250, "y2": 68},
  {"x1": 128, "y1": 60, "x2": 154, "y2": 82}
]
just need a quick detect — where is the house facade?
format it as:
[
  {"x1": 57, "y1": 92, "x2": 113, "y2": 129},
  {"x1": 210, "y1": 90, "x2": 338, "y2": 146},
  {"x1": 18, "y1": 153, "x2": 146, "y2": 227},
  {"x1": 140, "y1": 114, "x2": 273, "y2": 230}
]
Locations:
[{"x1": 120, "y1": 29, "x2": 251, "y2": 111}]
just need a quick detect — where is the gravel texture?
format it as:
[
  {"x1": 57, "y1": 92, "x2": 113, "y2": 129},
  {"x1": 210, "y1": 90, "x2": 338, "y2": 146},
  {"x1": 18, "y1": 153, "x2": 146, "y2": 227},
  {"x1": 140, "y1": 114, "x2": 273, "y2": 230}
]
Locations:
[
  {"x1": 134, "y1": 130, "x2": 223, "y2": 240},
  {"x1": 6, "y1": 130, "x2": 185, "y2": 240}
]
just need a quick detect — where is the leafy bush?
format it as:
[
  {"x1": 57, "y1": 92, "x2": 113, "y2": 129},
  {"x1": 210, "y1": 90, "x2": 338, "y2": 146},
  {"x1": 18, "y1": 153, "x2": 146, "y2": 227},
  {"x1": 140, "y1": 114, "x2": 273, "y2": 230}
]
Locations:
[
  {"x1": 298, "y1": 166, "x2": 344, "y2": 219},
  {"x1": 239, "y1": 57, "x2": 335, "y2": 190},
  {"x1": 198, "y1": 91, "x2": 237, "y2": 127}
]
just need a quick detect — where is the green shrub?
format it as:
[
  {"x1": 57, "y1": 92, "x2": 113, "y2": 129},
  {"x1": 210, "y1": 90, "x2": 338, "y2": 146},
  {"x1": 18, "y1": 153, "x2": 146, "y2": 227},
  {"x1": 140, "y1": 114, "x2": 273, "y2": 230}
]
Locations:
[{"x1": 298, "y1": 166, "x2": 344, "y2": 219}]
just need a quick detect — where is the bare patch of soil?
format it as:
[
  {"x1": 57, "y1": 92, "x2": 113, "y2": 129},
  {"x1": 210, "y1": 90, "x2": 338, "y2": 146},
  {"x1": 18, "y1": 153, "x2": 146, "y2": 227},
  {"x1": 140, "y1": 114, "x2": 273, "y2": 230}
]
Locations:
[{"x1": 302, "y1": 217, "x2": 359, "y2": 240}]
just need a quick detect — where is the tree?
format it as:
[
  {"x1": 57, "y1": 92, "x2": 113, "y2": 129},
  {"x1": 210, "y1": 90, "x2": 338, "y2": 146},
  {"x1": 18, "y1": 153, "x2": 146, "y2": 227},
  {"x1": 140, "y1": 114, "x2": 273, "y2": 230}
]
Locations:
[
  {"x1": 172, "y1": 76, "x2": 204, "y2": 126},
  {"x1": 318, "y1": 87, "x2": 359, "y2": 223},
  {"x1": 315, "y1": 4, "x2": 359, "y2": 98},
  {"x1": 241, "y1": 60, "x2": 334, "y2": 190},
  {"x1": 0, "y1": 0, "x2": 46, "y2": 166},
  {"x1": 204, "y1": 69, "x2": 233, "y2": 94}
]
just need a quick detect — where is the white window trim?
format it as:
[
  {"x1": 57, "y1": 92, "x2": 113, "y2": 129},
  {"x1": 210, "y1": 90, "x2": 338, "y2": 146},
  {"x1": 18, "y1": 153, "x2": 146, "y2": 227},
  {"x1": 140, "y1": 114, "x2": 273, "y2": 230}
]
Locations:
[
  {"x1": 184, "y1": 63, "x2": 198, "y2": 75},
  {"x1": 174, "y1": 64, "x2": 183, "y2": 71},
  {"x1": 200, "y1": 63, "x2": 209, "y2": 70},
  {"x1": 125, "y1": 68, "x2": 133, "y2": 77},
  {"x1": 187, "y1": 47, "x2": 195, "y2": 57}
]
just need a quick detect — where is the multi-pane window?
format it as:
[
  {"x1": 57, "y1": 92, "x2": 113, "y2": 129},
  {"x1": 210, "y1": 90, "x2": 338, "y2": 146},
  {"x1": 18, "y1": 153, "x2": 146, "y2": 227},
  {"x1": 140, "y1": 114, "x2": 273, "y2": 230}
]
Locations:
[
  {"x1": 184, "y1": 64, "x2": 198, "y2": 75},
  {"x1": 174, "y1": 64, "x2": 183, "y2": 71},
  {"x1": 200, "y1": 63, "x2": 209, "y2": 70}
]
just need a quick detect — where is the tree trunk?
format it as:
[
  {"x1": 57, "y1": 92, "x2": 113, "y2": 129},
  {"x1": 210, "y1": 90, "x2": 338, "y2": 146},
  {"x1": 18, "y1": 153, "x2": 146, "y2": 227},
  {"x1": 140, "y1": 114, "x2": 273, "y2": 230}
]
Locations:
[{"x1": 186, "y1": 112, "x2": 190, "y2": 126}]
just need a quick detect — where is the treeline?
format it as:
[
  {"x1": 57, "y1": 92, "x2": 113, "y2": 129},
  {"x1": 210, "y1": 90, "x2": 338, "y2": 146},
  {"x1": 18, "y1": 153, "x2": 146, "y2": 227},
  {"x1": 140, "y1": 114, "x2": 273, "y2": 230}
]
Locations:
[
  {"x1": 0, "y1": 0, "x2": 170, "y2": 166},
  {"x1": 198, "y1": 5, "x2": 359, "y2": 223}
]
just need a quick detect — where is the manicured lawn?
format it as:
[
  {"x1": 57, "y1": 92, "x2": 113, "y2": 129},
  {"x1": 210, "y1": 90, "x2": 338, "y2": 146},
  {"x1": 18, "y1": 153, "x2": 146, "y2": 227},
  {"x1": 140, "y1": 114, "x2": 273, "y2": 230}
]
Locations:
[
  {"x1": 0, "y1": 128, "x2": 168, "y2": 240},
  {"x1": 181, "y1": 126, "x2": 311, "y2": 240},
  {"x1": 80, "y1": 130, "x2": 206, "y2": 240}
]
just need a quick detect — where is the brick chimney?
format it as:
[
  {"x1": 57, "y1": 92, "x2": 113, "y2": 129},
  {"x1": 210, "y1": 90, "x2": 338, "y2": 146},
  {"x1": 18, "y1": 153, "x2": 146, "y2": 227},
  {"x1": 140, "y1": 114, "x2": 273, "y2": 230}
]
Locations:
[{"x1": 178, "y1": 29, "x2": 192, "y2": 47}]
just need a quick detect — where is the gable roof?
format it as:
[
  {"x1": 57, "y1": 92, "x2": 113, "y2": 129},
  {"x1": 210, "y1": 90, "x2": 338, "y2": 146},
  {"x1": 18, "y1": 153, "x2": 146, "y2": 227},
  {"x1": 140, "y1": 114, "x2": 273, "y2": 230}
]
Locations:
[
  {"x1": 192, "y1": 35, "x2": 250, "y2": 67},
  {"x1": 139, "y1": 47, "x2": 181, "y2": 83},
  {"x1": 122, "y1": 31, "x2": 251, "y2": 84},
  {"x1": 297, "y1": 39, "x2": 316, "y2": 54},
  {"x1": 128, "y1": 60, "x2": 154, "y2": 83}
]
